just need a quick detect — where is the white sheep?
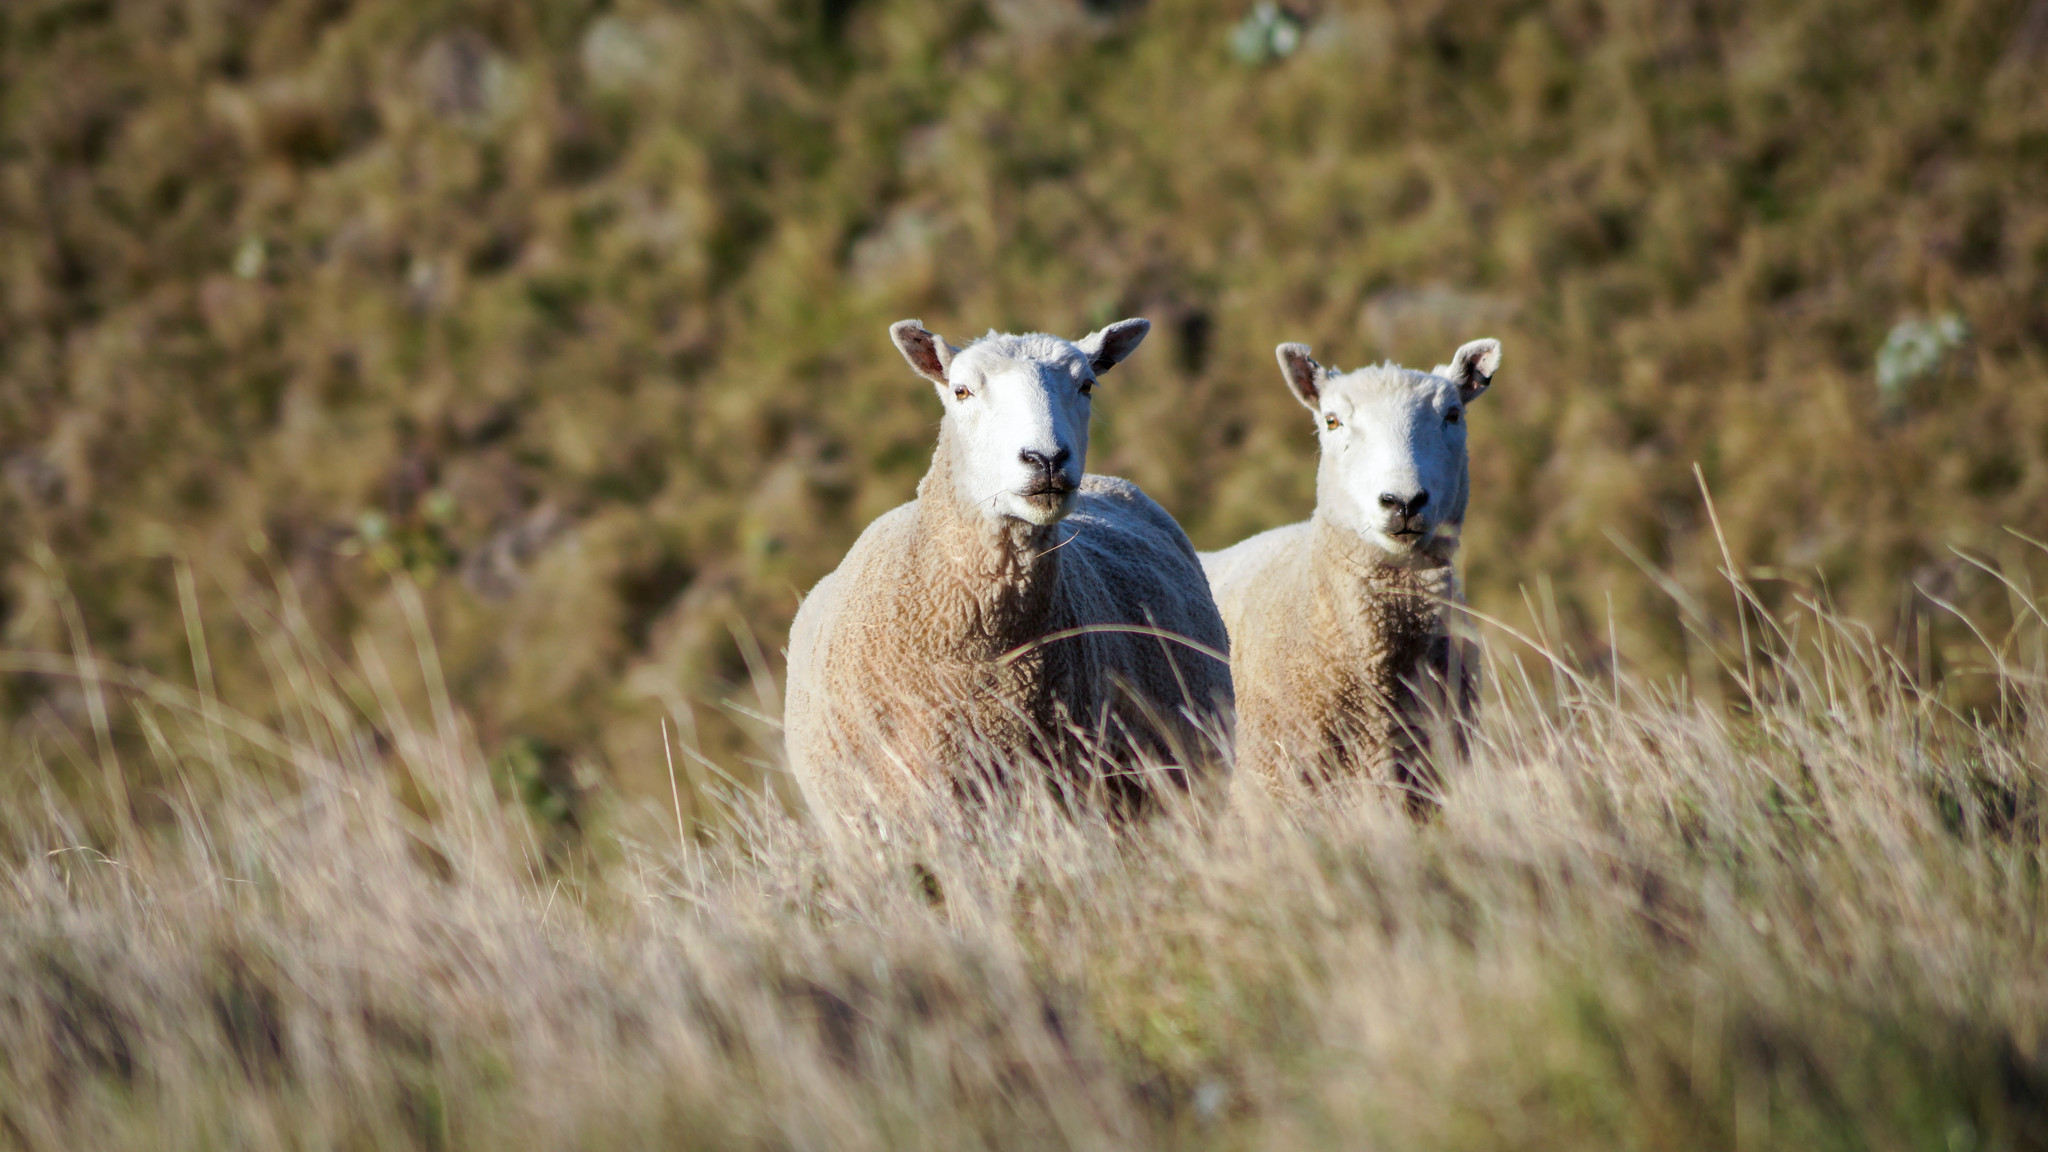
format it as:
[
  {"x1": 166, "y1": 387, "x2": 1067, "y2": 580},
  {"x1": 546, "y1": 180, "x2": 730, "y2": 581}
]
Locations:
[
  {"x1": 783, "y1": 318, "x2": 1234, "y2": 837},
  {"x1": 1201, "y1": 338, "x2": 1500, "y2": 810}
]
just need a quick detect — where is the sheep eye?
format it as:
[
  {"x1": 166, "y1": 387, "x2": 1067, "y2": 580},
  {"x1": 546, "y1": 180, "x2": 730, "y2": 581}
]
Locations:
[
  {"x1": 953, "y1": 385, "x2": 971, "y2": 401},
  {"x1": 1324, "y1": 413, "x2": 1341, "y2": 430},
  {"x1": 1079, "y1": 379, "x2": 1093, "y2": 396},
  {"x1": 1446, "y1": 407, "x2": 1462, "y2": 424}
]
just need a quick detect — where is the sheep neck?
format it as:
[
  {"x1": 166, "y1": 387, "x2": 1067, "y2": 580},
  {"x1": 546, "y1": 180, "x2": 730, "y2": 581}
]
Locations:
[
  {"x1": 1308, "y1": 514, "x2": 1458, "y2": 712},
  {"x1": 906, "y1": 429, "x2": 1065, "y2": 665}
]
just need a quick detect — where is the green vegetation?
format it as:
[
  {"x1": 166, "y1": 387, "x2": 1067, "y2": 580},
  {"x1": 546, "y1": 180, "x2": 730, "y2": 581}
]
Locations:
[{"x1": 4, "y1": 0, "x2": 2045, "y2": 793}]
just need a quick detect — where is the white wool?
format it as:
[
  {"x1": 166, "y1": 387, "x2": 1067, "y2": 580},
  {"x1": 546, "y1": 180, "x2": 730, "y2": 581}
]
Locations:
[
  {"x1": 1202, "y1": 338, "x2": 1499, "y2": 809},
  {"x1": 784, "y1": 319, "x2": 1233, "y2": 840}
]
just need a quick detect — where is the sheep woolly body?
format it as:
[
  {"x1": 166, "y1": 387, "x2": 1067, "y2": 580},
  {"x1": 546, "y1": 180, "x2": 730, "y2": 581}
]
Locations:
[
  {"x1": 1202, "y1": 338, "x2": 1500, "y2": 808},
  {"x1": 784, "y1": 324, "x2": 1232, "y2": 836},
  {"x1": 1203, "y1": 519, "x2": 1472, "y2": 806}
]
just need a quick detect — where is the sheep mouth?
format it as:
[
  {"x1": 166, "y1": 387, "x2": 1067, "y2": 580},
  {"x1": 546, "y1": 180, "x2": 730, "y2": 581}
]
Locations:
[
  {"x1": 1016, "y1": 484, "x2": 1076, "y2": 519},
  {"x1": 1010, "y1": 489, "x2": 1075, "y2": 527}
]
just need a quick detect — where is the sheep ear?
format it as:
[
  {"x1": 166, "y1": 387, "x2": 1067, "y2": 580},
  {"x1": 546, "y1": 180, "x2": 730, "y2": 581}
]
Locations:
[
  {"x1": 1276, "y1": 343, "x2": 1324, "y2": 411},
  {"x1": 891, "y1": 320, "x2": 957, "y2": 387},
  {"x1": 1075, "y1": 318, "x2": 1150, "y2": 374},
  {"x1": 1443, "y1": 338, "x2": 1501, "y2": 403}
]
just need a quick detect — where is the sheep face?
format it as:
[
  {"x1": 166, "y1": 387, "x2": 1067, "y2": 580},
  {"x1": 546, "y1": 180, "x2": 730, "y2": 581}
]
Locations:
[
  {"x1": 1278, "y1": 338, "x2": 1500, "y2": 565},
  {"x1": 891, "y1": 319, "x2": 1150, "y2": 528}
]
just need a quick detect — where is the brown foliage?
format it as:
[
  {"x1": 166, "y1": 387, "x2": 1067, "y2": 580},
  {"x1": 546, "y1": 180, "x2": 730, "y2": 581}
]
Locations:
[{"x1": 2, "y1": 0, "x2": 2045, "y2": 795}]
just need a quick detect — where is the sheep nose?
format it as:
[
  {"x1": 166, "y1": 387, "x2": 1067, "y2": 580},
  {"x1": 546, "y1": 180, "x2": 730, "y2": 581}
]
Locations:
[
  {"x1": 1019, "y1": 448, "x2": 1071, "y2": 477},
  {"x1": 1378, "y1": 490, "x2": 1429, "y2": 518}
]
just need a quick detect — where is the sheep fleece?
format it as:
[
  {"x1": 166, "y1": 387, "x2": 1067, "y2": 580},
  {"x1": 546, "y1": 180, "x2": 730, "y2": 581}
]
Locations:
[
  {"x1": 785, "y1": 434, "x2": 1232, "y2": 826},
  {"x1": 1205, "y1": 517, "x2": 1475, "y2": 803}
]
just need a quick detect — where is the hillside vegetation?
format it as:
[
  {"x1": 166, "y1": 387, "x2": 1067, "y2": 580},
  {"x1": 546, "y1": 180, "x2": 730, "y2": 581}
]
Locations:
[
  {"x1": 4, "y1": 0, "x2": 2047, "y2": 802},
  {"x1": 4, "y1": 4, "x2": 2048, "y2": 1143}
]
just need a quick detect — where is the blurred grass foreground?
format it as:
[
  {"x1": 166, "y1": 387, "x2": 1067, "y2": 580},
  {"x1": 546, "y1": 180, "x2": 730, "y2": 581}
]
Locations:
[
  {"x1": 4, "y1": 0, "x2": 2048, "y2": 1146},
  {"x1": 3, "y1": 539, "x2": 2047, "y2": 1148}
]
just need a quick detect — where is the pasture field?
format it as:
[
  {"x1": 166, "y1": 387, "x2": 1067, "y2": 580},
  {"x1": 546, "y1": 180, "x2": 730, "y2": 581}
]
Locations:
[
  {"x1": 3, "y1": 0, "x2": 2048, "y2": 1145},
  {"x1": 1, "y1": 563, "x2": 2045, "y2": 1150}
]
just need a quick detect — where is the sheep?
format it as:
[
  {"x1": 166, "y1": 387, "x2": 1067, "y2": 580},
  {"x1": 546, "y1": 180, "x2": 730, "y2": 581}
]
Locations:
[
  {"x1": 1201, "y1": 338, "x2": 1500, "y2": 811},
  {"x1": 783, "y1": 318, "x2": 1234, "y2": 838}
]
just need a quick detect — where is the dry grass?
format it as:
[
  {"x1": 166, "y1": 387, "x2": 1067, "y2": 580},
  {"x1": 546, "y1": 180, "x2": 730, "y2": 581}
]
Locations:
[{"x1": 2, "y1": 547, "x2": 2044, "y2": 1151}]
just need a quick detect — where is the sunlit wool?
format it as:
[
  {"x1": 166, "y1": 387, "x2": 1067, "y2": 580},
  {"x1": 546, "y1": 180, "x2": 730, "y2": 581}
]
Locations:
[
  {"x1": 1203, "y1": 339, "x2": 1501, "y2": 809},
  {"x1": 784, "y1": 320, "x2": 1232, "y2": 838}
]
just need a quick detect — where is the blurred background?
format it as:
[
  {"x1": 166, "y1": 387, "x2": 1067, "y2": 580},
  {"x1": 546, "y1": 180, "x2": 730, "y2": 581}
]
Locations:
[{"x1": 2, "y1": 0, "x2": 2044, "y2": 827}]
